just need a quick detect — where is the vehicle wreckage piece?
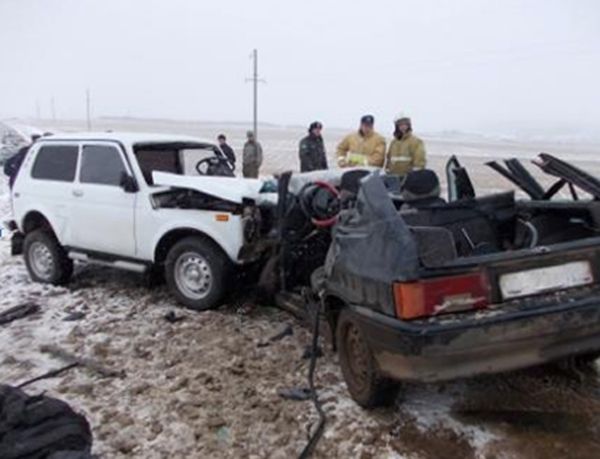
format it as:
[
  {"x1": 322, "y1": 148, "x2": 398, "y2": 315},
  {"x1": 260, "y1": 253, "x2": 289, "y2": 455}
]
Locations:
[
  {"x1": 486, "y1": 158, "x2": 545, "y2": 199},
  {"x1": 308, "y1": 162, "x2": 600, "y2": 408},
  {"x1": 533, "y1": 153, "x2": 600, "y2": 199},
  {"x1": 152, "y1": 171, "x2": 265, "y2": 204},
  {"x1": 0, "y1": 385, "x2": 92, "y2": 459},
  {"x1": 0, "y1": 303, "x2": 40, "y2": 326},
  {"x1": 325, "y1": 172, "x2": 419, "y2": 316},
  {"x1": 446, "y1": 156, "x2": 475, "y2": 201}
]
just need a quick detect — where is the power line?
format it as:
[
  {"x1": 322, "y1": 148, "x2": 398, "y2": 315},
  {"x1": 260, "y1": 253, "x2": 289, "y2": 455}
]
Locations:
[
  {"x1": 86, "y1": 88, "x2": 92, "y2": 131},
  {"x1": 50, "y1": 96, "x2": 56, "y2": 121}
]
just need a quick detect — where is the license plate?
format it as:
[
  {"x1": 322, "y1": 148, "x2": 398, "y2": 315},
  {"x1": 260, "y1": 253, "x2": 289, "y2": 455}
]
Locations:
[{"x1": 499, "y1": 260, "x2": 594, "y2": 300}]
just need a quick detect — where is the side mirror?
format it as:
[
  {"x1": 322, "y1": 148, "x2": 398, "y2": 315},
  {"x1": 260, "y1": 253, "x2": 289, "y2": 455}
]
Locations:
[{"x1": 120, "y1": 172, "x2": 138, "y2": 193}]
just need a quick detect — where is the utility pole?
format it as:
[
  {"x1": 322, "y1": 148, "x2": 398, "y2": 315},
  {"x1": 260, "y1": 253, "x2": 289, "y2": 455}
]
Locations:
[
  {"x1": 246, "y1": 49, "x2": 265, "y2": 139},
  {"x1": 50, "y1": 96, "x2": 56, "y2": 121},
  {"x1": 35, "y1": 99, "x2": 41, "y2": 119},
  {"x1": 86, "y1": 88, "x2": 92, "y2": 131}
]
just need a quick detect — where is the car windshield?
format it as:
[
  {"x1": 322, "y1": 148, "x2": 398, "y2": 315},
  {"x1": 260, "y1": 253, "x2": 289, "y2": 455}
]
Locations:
[{"x1": 133, "y1": 141, "x2": 222, "y2": 185}]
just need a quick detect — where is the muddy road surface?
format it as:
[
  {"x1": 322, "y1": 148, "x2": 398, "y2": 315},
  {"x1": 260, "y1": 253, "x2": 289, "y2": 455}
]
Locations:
[
  {"x1": 2, "y1": 245, "x2": 600, "y2": 458},
  {"x1": 3, "y1": 123, "x2": 600, "y2": 457}
]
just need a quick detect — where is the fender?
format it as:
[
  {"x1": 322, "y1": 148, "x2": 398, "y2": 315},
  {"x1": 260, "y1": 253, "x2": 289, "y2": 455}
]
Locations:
[
  {"x1": 147, "y1": 213, "x2": 245, "y2": 263},
  {"x1": 18, "y1": 205, "x2": 67, "y2": 244}
]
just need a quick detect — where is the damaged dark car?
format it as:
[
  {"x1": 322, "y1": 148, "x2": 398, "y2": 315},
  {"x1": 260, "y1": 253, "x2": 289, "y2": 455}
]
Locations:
[{"x1": 268, "y1": 154, "x2": 600, "y2": 407}]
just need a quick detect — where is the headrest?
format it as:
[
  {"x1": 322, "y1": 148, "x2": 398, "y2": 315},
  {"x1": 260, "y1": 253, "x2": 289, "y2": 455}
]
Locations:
[
  {"x1": 401, "y1": 169, "x2": 441, "y2": 201},
  {"x1": 340, "y1": 169, "x2": 370, "y2": 195}
]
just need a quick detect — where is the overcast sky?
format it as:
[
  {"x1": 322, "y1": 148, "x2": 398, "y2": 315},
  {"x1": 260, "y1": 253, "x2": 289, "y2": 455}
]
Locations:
[{"x1": 1, "y1": 0, "x2": 599, "y2": 134}]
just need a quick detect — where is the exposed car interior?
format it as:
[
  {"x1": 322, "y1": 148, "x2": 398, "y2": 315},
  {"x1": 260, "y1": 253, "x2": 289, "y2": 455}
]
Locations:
[
  {"x1": 396, "y1": 155, "x2": 600, "y2": 265},
  {"x1": 270, "y1": 155, "x2": 600, "y2": 297},
  {"x1": 133, "y1": 142, "x2": 234, "y2": 185}
]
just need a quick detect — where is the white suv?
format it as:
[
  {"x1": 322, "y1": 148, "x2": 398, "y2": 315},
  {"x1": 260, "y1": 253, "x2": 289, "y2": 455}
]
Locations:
[{"x1": 8, "y1": 132, "x2": 274, "y2": 310}]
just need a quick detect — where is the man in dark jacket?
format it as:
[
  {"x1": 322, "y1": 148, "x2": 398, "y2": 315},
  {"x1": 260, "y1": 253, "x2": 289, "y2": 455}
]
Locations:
[
  {"x1": 299, "y1": 121, "x2": 328, "y2": 172},
  {"x1": 217, "y1": 134, "x2": 236, "y2": 171},
  {"x1": 4, "y1": 134, "x2": 40, "y2": 189}
]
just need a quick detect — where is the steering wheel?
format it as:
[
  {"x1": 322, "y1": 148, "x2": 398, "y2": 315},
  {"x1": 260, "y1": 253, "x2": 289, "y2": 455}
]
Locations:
[
  {"x1": 195, "y1": 156, "x2": 234, "y2": 177},
  {"x1": 195, "y1": 157, "x2": 218, "y2": 176},
  {"x1": 298, "y1": 181, "x2": 341, "y2": 228}
]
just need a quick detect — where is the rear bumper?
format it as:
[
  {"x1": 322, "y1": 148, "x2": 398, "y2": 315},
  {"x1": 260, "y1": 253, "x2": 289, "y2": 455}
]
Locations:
[{"x1": 351, "y1": 295, "x2": 600, "y2": 382}]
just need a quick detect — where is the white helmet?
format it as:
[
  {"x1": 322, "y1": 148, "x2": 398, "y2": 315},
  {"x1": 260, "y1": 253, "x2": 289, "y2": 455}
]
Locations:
[{"x1": 394, "y1": 113, "x2": 411, "y2": 124}]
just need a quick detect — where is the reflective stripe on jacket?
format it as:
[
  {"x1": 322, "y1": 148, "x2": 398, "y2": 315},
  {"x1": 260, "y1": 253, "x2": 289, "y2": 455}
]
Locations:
[{"x1": 385, "y1": 133, "x2": 426, "y2": 176}]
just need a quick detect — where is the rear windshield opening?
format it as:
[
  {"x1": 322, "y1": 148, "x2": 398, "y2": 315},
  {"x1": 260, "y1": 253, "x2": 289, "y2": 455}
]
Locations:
[{"x1": 134, "y1": 142, "x2": 221, "y2": 185}]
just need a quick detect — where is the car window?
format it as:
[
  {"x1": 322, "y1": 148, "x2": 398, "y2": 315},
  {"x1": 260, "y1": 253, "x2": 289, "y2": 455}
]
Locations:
[
  {"x1": 80, "y1": 144, "x2": 127, "y2": 186},
  {"x1": 31, "y1": 145, "x2": 79, "y2": 182},
  {"x1": 180, "y1": 148, "x2": 220, "y2": 175},
  {"x1": 134, "y1": 148, "x2": 179, "y2": 185}
]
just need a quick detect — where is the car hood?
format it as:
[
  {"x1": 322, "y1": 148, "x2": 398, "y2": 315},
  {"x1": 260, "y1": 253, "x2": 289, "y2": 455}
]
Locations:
[{"x1": 152, "y1": 171, "x2": 265, "y2": 203}]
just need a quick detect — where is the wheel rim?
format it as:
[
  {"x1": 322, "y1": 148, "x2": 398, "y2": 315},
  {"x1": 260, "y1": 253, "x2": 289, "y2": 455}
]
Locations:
[
  {"x1": 343, "y1": 322, "x2": 370, "y2": 392},
  {"x1": 28, "y1": 241, "x2": 55, "y2": 280},
  {"x1": 174, "y1": 251, "x2": 213, "y2": 300}
]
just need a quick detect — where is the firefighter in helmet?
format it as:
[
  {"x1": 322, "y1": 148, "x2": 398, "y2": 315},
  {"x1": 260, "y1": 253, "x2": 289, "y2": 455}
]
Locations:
[{"x1": 385, "y1": 115, "x2": 426, "y2": 176}]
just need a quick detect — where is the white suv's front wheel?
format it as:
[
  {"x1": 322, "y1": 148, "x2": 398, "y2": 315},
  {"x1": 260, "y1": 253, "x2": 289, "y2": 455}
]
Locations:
[
  {"x1": 23, "y1": 229, "x2": 73, "y2": 285},
  {"x1": 164, "y1": 236, "x2": 228, "y2": 310}
]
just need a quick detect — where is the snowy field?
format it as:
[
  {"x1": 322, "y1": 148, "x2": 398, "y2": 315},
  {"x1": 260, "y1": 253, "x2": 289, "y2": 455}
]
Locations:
[{"x1": 2, "y1": 119, "x2": 600, "y2": 458}]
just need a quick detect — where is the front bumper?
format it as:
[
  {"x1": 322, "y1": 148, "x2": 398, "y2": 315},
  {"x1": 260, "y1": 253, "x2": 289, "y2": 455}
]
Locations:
[{"x1": 351, "y1": 294, "x2": 600, "y2": 383}]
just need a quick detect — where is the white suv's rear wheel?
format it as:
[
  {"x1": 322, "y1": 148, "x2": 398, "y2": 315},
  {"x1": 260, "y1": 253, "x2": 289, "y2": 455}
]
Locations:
[
  {"x1": 164, "y1": 236, "x2": 228, "y2": 310},
  {"x1": 23, "y1": 229, "x2": 73, "y2": 285}
]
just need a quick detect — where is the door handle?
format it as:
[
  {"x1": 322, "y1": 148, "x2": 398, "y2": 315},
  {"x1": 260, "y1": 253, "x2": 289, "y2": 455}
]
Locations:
[{"x1": 72, "y1": 189, "x2": 84, "y2": 197}]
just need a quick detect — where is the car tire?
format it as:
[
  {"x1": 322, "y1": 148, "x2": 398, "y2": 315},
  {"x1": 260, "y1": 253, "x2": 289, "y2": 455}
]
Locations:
[
  {"x1": 23, "y1": 229, "x2": 73, "y2": 285},
  {"x1": 164, "y1": 236, "x2": 228, "y2": 311},
  {"x1": 336, "y1": 309, "x2": 399, "y2": 408}
]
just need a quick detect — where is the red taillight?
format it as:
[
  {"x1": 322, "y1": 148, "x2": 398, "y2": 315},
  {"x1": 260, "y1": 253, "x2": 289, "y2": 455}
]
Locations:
[{"x1": 393, "y1": 272, "x2": 490, "y2": 320}]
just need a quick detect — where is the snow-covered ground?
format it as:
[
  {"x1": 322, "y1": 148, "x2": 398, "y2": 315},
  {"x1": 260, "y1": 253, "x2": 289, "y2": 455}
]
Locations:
[{"x1": 2, "y1": 118, "x2": 600, "y2": 458}]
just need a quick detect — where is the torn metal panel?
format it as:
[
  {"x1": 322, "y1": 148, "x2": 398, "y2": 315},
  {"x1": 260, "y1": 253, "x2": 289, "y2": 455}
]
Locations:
[
  {"x1": 152, "y1": 171, "x2": 265, "y2": 203},
  {"x1": 534, "y1": 153, "x2": 600, "y2": 199},
  {"x1": 326, "y1": 172, "x2": 419, "y2": 285},
  {"x1": 486, "y1": 159, "x2": 545, "y2": 199}
]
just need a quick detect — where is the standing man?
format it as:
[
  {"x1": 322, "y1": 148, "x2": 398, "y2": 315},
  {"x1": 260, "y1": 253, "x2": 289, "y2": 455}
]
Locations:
[
  {"x1": 299, "y1": 121, "x2": 328, "y2": 172},
  {"x1": 217, "y1": 134, "x2": 236, "y2": 171},
  {"x1": 385, "y1": 115, "x2": 426, "y2": 176},
  {"x1": 242, "y1": 131, "x2": 263, "y2": 178},
  {"x1": 4, "y1": 134, "x2": 40, "y2": 189},
  {"x1": 336, "y1": 115, "x2": 386, "y2": 168}
]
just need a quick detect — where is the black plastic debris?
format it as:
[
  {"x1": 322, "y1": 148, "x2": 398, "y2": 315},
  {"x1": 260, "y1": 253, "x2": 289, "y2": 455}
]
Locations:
[
  {"x1": 63, "y1": 311, "x2": 86, "y2": 322},
  {"x1": 270, "y1": 324, "x2": 294, "y2": 341},
  {"x1": 278, "y1": 387, "x2": 313, "y2": 401},
  {"x1": 0, "y1": 385, "x2": 93, "y2": 459},
  {"x1": 257, "y1": 324, "x2": 294, "y2": 348},
  {"x1": 0, "y1": 303, "x2": 40, "y2": 326},
  {"x1": 163, "y1": 311, "x2": 185, "y2": 323},
  {"x1": 301, "y1": 344, "x2": 323, "y2": 360}
]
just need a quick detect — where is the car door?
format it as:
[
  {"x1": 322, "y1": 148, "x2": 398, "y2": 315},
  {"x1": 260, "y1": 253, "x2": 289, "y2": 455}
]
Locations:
[
  {"x1": 14, "y1": 142, "x2": 80, "y2": 244},
  {"x1": 69, "y1": 142, "x2": 137, "y2": 257},
  {"x1": 445, "y1": 155, "x2": 476, "y2": 202}
]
